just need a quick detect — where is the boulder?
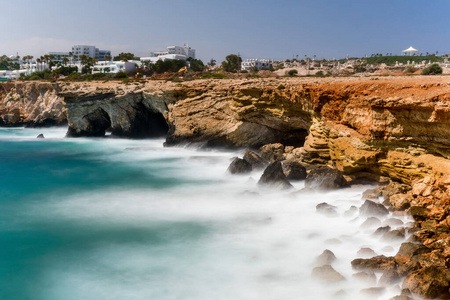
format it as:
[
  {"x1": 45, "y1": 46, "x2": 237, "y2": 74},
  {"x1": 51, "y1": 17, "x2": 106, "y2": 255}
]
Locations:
[
  {"x1": 373, "y1": 225, "x2": 391, "y2": 236},
  {"x1": 359, "y1": 200, "x2": 389, "y2": 217},
  {"x1": 311, "y1": 265, "x2": 345, "y2": 283},
  {"x1": 351, "y1": 255, "x2": 397, "y2": 271},
  {"x1": 305, "y1": 167, "x2": 345, "y2": 190},
  {"x1": 315, "y1": 249, "x2": 337, "y2": 266},
  {"x1": 383, "y1": 218, "x2": 404, "y2": 227},
  {"x1": 258, "y1": 143, "x2": 285, "y2": 163},
  {"x1": 243, "y1": 149, "x2": 267, "y2": 169},
  {"x1": 395, "y1": 242, "x2": 426, "y2": 260},
  {"x1": 362, "y1": 188, "x2": 380, "y2": 200},
  {"x1": 409, "y1": 206, "x2": 431, "y2": 222},
  {"x1": 227, "y1": 158, "x2": 252, "y2": 174},
  {"x1": 281, "y1": 160, "x2": 307, "y2": 180},
  {"x1": 402, "y1": 266, "x2": 450, "y2": 299},
  {"x1": 379, "y1": 269, "x2": 401, "y2": 286},
  {"x1": 389, "y1": 193, "x2": 412, "y2": 210},
  {"x1": 36, "y1": 133, "x2": 45, "y2": 138},
  {"x1": 258, "y1": 162, "x2": 293, "y2": 189},
  {"x1": 376, "y1": 181, "x2": 412, "y2": 201},
  {"x1": 381, "y1": 229, "x2": 406, "y2": 242}
]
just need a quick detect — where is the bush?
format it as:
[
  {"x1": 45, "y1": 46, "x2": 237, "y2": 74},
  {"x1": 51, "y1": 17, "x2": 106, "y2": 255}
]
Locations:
[
  {"x1": 404, "y1": 65, "x2": 416, "y2": 74},
  {"x1": 354, "y1": 65, "x2": 367, "y2": 73},
  {"x1": 315, "y1": 71, "x2": 325, "y2": 77},
  {"x1": 56, "y1": 66, "x2": 78, "y2": 76},
  {"x1": 288, "y1": 69, "x2": 298, "y2": 76},
  {"x1": 116, "y1": 72, "x2": 128, "y2": 79},
  {"x1": 277, "y1": 84, "x2": 286, "y2": 90},
  {"x1": 422, "y1": 63, "x2": 442, "y2": 75}
]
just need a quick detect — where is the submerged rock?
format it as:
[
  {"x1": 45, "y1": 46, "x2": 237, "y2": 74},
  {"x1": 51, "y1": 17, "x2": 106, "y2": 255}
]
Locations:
[
  {"x1": 36, "y1": 133, "x2": 44, "y2": 138},
  {"x1": 316, "y1": 202, "x2": 338, "y2": 217},
  {"x1": 357, "y1": 248, "x2": 377, "y2": 258},
  {"x1": 352, "y1": 271, "x2": 377, "y2": 284},
  {"x1": 258, "y1": 162, "x2": 293, "y2": 189},
  {"x1": 373, "y1": 225, "x2": 391, "y2": 236},
  {"x1": 315, "y1": 249, "x2": 337, "y2": 266},
  {"x1": 360, "y1": 217, "x2": 381, "y2": 229},
  {"x1": 359, "y1": 200, "x2": 389, "y2": 217},
  {"x1": 227, "y1": 157, "x2": 252, "y2": 174},
  {"x1": 360, "y1": 287, "x2": 386, "y2": 297},
  {"x1": 381, "y1": 229, "x2": 405, "y2": 242},
  {"x1": 305, "y1": 167, "x2": 344, "y2": 190},
  {"x1": 379, "y1": 269, "x2": 401, "y2": 286},
  {"x1": 311, "y1": 265, "x2": 345, "y2": 283}
]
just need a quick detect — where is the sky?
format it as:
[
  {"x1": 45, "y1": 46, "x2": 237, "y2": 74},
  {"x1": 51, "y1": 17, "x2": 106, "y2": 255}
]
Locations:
[{"x1": 2, "y1": 0, "x2": 450, "y2": 62}]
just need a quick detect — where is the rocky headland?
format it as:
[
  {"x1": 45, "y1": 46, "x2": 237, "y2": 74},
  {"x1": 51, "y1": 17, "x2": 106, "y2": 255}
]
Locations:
[{"x1": 1, "y1": 76, "x2": 450, "y2": 298}]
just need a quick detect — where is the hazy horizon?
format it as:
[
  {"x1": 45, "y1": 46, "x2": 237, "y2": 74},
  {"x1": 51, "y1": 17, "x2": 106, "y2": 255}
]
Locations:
[{"x1": 2, "y1": 0, "x2": 450, "y2": 62}]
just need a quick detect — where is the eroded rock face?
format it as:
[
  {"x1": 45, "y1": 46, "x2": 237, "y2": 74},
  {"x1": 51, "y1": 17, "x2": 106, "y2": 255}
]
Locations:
[
  {"x1": 0, "y1": 82, "x2": 66, "y2": 126},
  {"x1": 63, "y1": 87, "x2": 171, "y2": 138}
]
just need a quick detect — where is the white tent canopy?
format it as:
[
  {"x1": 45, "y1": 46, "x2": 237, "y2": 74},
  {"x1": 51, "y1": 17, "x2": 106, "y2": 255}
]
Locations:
[{"x1": 402, "y1": 46, "x2": 419, "y2": 53}]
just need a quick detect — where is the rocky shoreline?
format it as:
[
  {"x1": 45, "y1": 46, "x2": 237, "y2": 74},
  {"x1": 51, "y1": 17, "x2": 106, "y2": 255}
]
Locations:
[{"x1": 1, "y1": 76, "x2": 449, "y2": 298}]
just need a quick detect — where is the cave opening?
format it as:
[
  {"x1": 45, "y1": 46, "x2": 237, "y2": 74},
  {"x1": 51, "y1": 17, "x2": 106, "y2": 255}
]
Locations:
[
  {"x1": 111, "y1": 103, "x2": 169, "y2": 138},
  {"x1": 279, "y1": 128, "x2": 309, "y2": 148}
]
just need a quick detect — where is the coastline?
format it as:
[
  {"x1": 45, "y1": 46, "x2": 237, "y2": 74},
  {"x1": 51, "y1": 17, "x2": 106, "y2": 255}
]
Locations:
[{"x1": 1, "y1": 76, "x2": 450, "y2": 298}]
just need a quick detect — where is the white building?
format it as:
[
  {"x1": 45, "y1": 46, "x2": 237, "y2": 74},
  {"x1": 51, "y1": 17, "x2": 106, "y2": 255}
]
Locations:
[
  {"x1": 48, "y1": 52, "x2": 71, "y2": 62},
  {"x1": 92, "y1": 61, "x2": 137, "y2": 74},
  {"x1": 149, "y1": 44, "x2": 195, "y2": 60},
  {"x1": 140, "y1": 54, "x2": 188, "y2": 64},
  {"x1": 71, "y1": 45, "x2": 111, "y2": 61},
  {"x1": 241, "y1": 59, "x2": 273, "y2": 71}
]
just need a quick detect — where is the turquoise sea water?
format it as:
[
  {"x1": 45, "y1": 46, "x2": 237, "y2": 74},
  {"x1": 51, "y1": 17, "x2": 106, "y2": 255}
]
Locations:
[{"x1": 0, "y1": 127, "x2": 413, "y2": 300}]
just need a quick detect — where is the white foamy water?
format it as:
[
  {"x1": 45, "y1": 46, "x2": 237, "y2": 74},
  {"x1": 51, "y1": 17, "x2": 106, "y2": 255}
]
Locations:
[{"x1": 1, "y1": 128, "x2": 415, "y2": 300}]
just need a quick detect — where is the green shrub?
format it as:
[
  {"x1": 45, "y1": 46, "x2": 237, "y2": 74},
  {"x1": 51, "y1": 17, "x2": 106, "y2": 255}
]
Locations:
[
  {"x1": 116, "y1": 72, "x2": 128, "y2": 79},
  {"x1": 404, "y1": 65, "x2": 416, "y2": 74},
  {"x1": 277, "y1": 84, "x2": 286, "y2": 90},
  {"x1": 288, "y1": 69, "x2": 298, "y2": 76},
  {"x1": 315, "y1": 71, "x2": 325, "y2": 77},
  {"x1": 422, "y1": 63, "x2": 442, "y2": 75}
]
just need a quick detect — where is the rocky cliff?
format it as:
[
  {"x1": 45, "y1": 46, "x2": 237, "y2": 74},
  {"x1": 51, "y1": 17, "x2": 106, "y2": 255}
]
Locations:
[
  {"x1": 1, "y1": 77, "x2": 449, "y2": 184},
  {"x1": 0, "y1": 81, "x2": 66, "y2": 126},
  {"x1": 2, "y1": 76, "x2": 450, "y2": 298}
]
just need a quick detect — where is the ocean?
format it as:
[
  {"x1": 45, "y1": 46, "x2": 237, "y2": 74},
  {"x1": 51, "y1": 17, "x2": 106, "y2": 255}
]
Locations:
[{"x1": 0, "y1": 127, "x2": 412, "y2": 300}]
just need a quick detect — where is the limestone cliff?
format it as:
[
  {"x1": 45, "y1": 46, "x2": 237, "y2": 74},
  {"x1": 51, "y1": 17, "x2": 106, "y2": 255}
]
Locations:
[
  {"x1": 1, "y1": 77, "x2": 449, "y2": 187},
  {"x1": 0, "y1": 82, "x2": 66, "y2": 126}
]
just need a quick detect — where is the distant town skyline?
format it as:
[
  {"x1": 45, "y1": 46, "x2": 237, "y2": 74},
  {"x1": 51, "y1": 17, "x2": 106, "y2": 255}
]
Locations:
[{"x1": 2, "y1": 0, "x2": 450, "y2": 62}]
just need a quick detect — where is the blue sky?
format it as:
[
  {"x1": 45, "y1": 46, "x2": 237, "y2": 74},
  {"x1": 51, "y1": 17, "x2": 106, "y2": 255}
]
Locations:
[{"x1": 2, "y1": 0, "x2": 450, "y2": 62}]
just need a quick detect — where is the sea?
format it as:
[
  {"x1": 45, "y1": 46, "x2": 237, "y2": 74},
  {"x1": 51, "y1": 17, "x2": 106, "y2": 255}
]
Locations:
[{"x1": 0, "y1": 127, "x2": 414, "y2": 300}]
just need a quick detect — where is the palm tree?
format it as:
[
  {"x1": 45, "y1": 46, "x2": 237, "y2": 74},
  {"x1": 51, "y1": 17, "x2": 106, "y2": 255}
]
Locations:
[{"x1": 62, "y1": 57, "x2": 69, "y2": 66}]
